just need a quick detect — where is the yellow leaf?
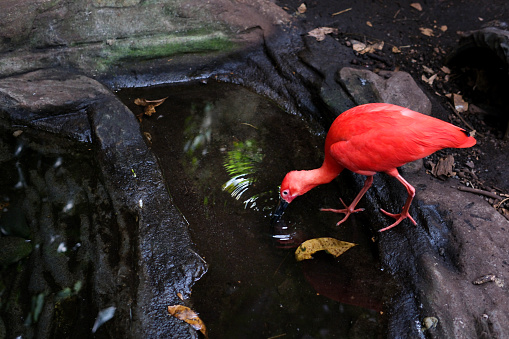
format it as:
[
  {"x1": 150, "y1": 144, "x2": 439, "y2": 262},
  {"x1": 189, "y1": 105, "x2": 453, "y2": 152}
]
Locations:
[
  {"x1": 295, "y1": 237, "x2": 357, "y2": 261},
  {"x1": 167, "y1": 305, "x2": 208, "y2": 338}
]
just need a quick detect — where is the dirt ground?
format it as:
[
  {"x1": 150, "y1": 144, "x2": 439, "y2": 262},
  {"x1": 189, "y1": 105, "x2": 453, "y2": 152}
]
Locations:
[{"x1": 277, "y1": 0, "x2": 509, "y2": 218}]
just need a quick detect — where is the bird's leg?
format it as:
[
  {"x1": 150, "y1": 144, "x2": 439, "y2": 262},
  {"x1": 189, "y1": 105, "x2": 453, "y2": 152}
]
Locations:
[
  {"x1": 321, "y1": 176, "x2": 374, "y2": 226},
  {"x1": 379, "y1": 171, "x2": 417, "y2": 232}
]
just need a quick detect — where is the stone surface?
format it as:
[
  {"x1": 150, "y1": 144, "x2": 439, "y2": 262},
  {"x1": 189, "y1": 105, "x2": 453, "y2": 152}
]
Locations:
[
  {"x1": 0, "y1": 0, "x2": 508, "y2": 338},
  {"x1": 0, "y1": 0, "x2": 290, "y2": 77},
  {"x1": 0, "y1": 70, "x2": 207, "y2": 338},
  {"x1": 381, "y1": 173, "x2": 509, "y2": 338},
  {"x1": 338, "y1": 67, "x2": 432, "y2": 115}
]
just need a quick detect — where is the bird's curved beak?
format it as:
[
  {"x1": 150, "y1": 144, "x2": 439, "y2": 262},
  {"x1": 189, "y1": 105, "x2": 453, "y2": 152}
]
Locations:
[{"x1": 271, "y1": 197, "x2": 289, "y2": 224}]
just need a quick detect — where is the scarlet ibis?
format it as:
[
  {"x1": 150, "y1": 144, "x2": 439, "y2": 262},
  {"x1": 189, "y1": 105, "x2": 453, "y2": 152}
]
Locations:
[{"x1": 272, "y1": 103, "x2": 476, "y2": 232}]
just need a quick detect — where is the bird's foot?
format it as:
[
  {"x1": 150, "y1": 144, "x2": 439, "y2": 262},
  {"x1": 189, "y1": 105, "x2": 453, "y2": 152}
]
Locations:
[
  {"x1": 379, "y1": 209, "x2": 417, "y2": 232},
  {"x1": 320, "y1": 198, "x2": 365, "y2": 226}
]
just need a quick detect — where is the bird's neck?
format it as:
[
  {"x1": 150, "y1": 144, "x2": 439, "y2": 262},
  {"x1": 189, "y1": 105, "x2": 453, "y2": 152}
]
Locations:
[{"x1": 299, "y1": 158, "x2": 343, "y2": 193}]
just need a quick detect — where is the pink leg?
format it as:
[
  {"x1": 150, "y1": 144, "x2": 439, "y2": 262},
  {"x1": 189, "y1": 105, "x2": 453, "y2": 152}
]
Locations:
[
  {"x1": 379, "y1": 170, "x2": 417, "y2": 232},
  {"x1": 321, "y1": 176, "x2": 374, "y2": 226}
]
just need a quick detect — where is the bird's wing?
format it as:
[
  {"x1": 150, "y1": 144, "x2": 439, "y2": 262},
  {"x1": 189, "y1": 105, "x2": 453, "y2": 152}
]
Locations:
[{"x1": 327, "y1": 105, "x2": 472, "y2": 174}]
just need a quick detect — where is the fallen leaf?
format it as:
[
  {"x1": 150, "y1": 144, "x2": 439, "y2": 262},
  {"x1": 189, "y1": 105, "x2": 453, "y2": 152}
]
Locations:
[
  {"x1": 168, "y1": 305, "x2": 208, "y2": 338},
  {"x1": 441, "y1": 66, "x2": 451, "y2": 74},
  {"x1": 472, "y1": 274, "x2": 496, "y2": 285},
  {"x1": 295, "y1": 237, "x2": 357, "y2": 261},
  {"x1": 134, "y1": 96, "x2": 168, "y2": 107},
  {"x1": 421, "y1": 73, "x2": 437, "y2": 85},
  {"x1": 143, "y1": 131, "x2": 153, "y2": 144},
  {"x1": 431, "y1": 155, "x2": 455, "y2": 178},
  {"x1": 134, "y1": 96, "x2": 168, "y2": 119},
  {"x1": 351, "y1": 40, "x2": 384, "y2": 54},
  {"x1": 440, "y1": 25, "x2": 448, "y2": 32},
  {"x1": 307, "y1": 27, "x2": 338, "y2": 41},
  {"x1": 297, "y1": 3, "x2": 307, "y2": 14},
  {"x1": 422, "y1": 65, "x2": 434, "y2": 74},
  {"x1": 352, "y1": 40, "x2": 367, "y2": 52},
  {"x1": 366, "y1": 21, "x2": 373, "y2": 27},
  {"x1": 422, "y1": 317, "x2": 439, "y2": 331},
  {"x1": 392, "y1": 46, "x2": 401, "y2": 53},
  {"x1": 419, "y1": 27, "x2": 434, "y2": 36},
  {"x1": 453, "y1": 93, "x2": 468, "y2": 112},
  {"x1": 410, "y1": 3, "x2": 422, "y2": 11}
]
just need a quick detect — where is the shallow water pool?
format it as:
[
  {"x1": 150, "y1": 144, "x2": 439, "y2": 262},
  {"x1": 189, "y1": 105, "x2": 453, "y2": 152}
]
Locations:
[{"x1": 119, "y1": 81, "x2": 394, "y2": 338}]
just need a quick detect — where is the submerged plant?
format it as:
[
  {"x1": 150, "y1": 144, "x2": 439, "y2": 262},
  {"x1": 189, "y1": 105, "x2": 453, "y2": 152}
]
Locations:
[{"x1": 222, "y1": 140, "x2": 264, "y2": 208}]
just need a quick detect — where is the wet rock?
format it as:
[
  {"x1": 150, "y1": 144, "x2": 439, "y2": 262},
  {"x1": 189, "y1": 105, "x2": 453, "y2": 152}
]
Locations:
[
  {"x1": 380, "y1": 174, "x2": 509, "y2": 339},
  {"x1": 338, "y1": 67, "x2": 432, "y2": 115},
  {"x1": 0, "y1": 0, "x2": 290, "y2": 78},
  {"x1": 0, "y1": 236, "x2": 32, "y2": 266},
  {"x1": 0, "y1": 69, "x2": 110, "y2": 143},
  {"x1": 0, "y1": 206, "x2": 30, "y2": 238},
  {"x1": 0, "y1": 69, "x2": 207, "y2": 338},
  {"x1": 89, "y1": 94, "x2": 208, "y2": 337}
]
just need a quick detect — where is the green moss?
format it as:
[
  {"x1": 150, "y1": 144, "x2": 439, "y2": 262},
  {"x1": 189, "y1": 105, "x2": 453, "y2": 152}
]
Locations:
[{"x1": 97, "y1": 32, "x2": 235, "y2": 70}]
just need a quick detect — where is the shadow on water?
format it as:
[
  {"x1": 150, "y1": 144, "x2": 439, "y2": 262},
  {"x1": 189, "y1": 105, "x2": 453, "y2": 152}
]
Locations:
[{"x1": 118, "y1": 81, "x2": 396, "y2": 338}]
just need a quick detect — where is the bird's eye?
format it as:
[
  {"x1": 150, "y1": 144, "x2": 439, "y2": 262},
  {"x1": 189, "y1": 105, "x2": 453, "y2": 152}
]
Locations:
[{"x1": 282, "y1": 189, "x2": 289, "y2": 196}]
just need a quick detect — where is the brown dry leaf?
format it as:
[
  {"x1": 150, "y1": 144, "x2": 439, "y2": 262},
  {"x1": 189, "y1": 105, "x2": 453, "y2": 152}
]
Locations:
[
  {"x1": 134, "y1": 96, "x2": 168, "y2": 107},
  {"x1": 421, "y1": 73, "x2": 437, "y2": 85},
  {"x1": 422, "y1": 65, "x2": 434, "y2": 74},
  {"x1": 453, "y1": 93, "x2": 469, "y2": 112},
  {"x1": 366, "y1": 21, "x2": 373, "y2": 27},
  {"x1": 440, "y1": 25, "x2": 448, "y2": 32},
  {"x1": 295, "y1": 237, "x2": 357, "y2": 261},
  {"x1": 410, "y1": 3, "x2": 423, "y2": 11},
  {"x1": 431, "y1": 155, "x2": 455, "y2": 178},
  {"x1": 144, "y1": 132, "x2": 153, "y2": 144},
  {"x1": 307, "y1": 27, "x2": 338, "y2": 41},
  {"x1": 441, "y1": 66, "x2": 451, "y2": 74},
  {"x1": 167, "y1": 305, "x2": 208, "y2": 338},
  {"x1": 297, "y1": 3, "x2": 307, "y2": 14},
  {"x1": 351, "y1": 40, "x2": 384, "y2": 54},
  {"x1": 419, "y1": 27, "x2": 434, "y2": 36},
  {"x1": 134, "y1": 96, "x2": 168, "y2": 118},
  {"x1": 392, "y1": 46, "x2": 402, "y2": 53}
]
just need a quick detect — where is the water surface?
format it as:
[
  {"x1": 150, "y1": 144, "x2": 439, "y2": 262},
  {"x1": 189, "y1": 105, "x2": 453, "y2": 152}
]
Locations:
[{"x1": 119, "y1": 81, "x2": 392, "y2": 338}]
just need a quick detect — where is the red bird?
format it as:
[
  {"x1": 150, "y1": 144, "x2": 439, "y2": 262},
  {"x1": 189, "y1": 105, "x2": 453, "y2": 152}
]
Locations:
[{"x1": 272, "y1": 103, "x2": 476, "y2": 232}]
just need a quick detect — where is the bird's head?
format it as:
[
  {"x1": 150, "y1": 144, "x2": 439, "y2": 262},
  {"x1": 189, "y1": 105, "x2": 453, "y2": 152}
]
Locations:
[{"x1": 271, "y1": 171, "x2": 309, "y2": 223}]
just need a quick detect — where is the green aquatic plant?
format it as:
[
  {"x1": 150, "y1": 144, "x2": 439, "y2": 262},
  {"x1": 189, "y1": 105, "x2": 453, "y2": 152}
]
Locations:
[{"x1": 222, "y1": 140, "x2": 264, "y2": 208}]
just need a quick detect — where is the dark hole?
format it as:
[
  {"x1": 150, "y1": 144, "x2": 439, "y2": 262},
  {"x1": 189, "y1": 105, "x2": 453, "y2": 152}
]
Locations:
[{"x1": 448, "y1": 46, "x2": 509, "y2": 137}]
